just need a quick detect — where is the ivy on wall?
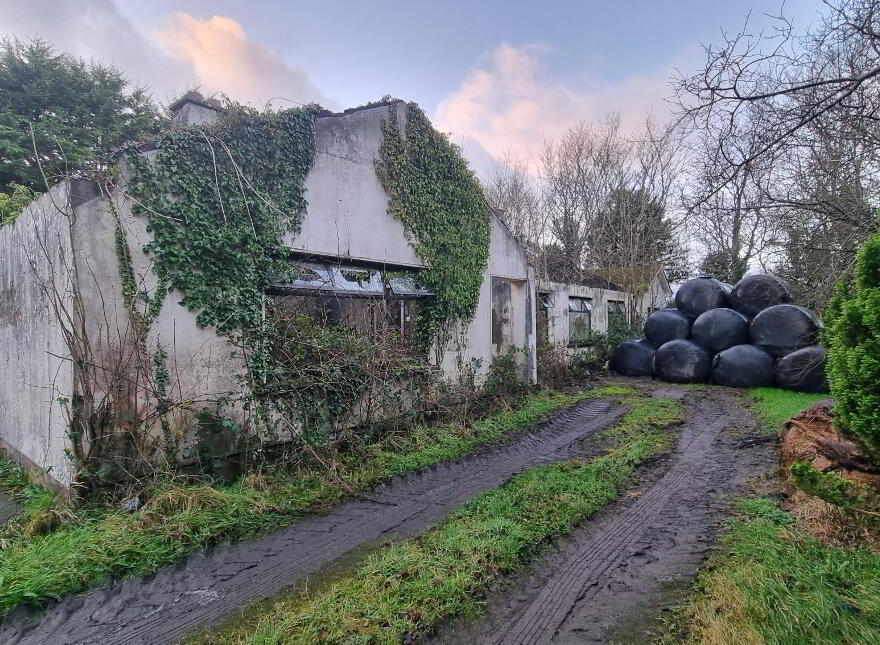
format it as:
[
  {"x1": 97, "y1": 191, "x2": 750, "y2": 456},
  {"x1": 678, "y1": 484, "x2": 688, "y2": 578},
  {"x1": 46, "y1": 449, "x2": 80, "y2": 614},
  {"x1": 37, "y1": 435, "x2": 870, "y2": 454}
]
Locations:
[
  {"x1": 126, "y1": 104, "x2": 320, "y2": 337},
  {"x1": 376, "y1": 103, "x2": 491, "y2": 349}
]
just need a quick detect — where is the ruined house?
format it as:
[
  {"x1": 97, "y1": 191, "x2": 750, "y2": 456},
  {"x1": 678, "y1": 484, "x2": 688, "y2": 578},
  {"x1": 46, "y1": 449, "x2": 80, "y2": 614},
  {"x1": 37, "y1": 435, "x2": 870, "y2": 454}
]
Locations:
[{"x1": 0, "y1": 98, "x2": 536, "y2": 491}]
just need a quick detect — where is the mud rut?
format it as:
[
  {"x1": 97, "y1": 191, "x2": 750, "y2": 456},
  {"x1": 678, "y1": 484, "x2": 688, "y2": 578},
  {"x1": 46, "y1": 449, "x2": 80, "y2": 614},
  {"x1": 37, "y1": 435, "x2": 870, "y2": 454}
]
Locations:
[
  {"x1": 432, "y1": 385, "x2": 775, "y2": 645},
  {"x1": 0, "y1": 398, "x2": 627, "y2": 645}
]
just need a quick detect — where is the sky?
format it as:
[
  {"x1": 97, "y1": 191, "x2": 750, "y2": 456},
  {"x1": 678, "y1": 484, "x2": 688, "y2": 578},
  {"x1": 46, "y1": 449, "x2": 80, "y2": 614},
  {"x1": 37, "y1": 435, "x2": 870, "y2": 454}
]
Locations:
[{"x1": 0, "y1": 0, "x2": 821, "y2": 176}]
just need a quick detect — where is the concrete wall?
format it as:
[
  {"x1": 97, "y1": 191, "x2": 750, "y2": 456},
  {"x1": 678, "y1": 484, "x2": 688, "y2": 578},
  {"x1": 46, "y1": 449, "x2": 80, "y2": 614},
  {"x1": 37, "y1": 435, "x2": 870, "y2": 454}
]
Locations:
[
  {"x1": 538, "y1": 280, "x2": 631, "y2": 350},
  {"x1": 636, "y1": 271, "x2": 672, "y2": 318},
  {"x1": 440, "y1": 216, "x2": 537, "y2": 383},
  {"x1": 0, "y1": 184, "x2": 78, "y2": 488},
  {"x1": 286, "y1": 105, "x2": 424, "y2": 268}
]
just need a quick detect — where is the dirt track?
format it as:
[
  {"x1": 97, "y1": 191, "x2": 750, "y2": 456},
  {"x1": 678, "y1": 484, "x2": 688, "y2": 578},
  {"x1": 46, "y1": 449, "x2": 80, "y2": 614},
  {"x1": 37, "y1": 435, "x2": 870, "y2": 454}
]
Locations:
[
  {"x1": 0, "y1": 397, "x2": 625, "y2": 645},
  {"x1": 432, "y1": 385, "x2": 774, "y2": 644}
]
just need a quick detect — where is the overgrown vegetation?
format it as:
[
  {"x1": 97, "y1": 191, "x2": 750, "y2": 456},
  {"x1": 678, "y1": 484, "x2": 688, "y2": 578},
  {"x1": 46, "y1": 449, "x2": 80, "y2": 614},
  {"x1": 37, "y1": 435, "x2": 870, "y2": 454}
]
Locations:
[
  {"x1": 0, "y1": 183, "x2": 37, "y2": 224},
  {"x1": 126, "y1": 104, "x2": 318, "y2": 336},
  {"x1": 0, "y1": 391, "x2": 587, "y2": 616},
  {"x1": 668, "y1": 498, "x2": 880, "y2": 645},
  {"x1": 827, "y1": 232, "x2": 880, "y2": 459},
  {"x1": 192, "y1": 389, "x2": 683, "y2": 644},
  {"x1": 750, "y1": 387, "x2": 828, "y2": 435},
  {"x1": 376, "y1": 102, "x2": 490, "y2": 350}
]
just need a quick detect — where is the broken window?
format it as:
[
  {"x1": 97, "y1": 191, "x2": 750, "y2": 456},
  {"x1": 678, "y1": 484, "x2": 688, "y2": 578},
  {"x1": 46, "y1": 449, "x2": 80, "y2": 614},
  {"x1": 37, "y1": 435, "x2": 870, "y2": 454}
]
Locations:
[
  {"x1": 268, "y1": 261, "x2": 433, "y2": 345},
  {"x1": 608, "y1": 299, "x2": 627, "y2": 331},
  {"x1": 568, "y1": 296, "x2": 592, "y2": 347},
  {"x1": 537, "y1": 292, "x2": 553, "y2": 343}
]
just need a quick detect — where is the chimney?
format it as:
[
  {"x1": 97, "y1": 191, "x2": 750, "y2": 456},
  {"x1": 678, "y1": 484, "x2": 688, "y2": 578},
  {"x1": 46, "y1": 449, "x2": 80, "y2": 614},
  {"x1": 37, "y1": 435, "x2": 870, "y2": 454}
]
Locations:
[{"x1": 169, "y1": 91, "x2": 223, "y2": 127}]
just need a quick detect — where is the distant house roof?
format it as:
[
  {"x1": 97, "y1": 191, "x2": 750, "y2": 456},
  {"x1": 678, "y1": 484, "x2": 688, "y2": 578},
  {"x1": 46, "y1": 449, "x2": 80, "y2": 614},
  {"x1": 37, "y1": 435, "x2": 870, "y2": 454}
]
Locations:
[
  {"x1": 579, "y1": 273, "x2": 625, "y2": 291},
  {"x1": 592, "y1": 264, "x2": 669, "y2": 294}
]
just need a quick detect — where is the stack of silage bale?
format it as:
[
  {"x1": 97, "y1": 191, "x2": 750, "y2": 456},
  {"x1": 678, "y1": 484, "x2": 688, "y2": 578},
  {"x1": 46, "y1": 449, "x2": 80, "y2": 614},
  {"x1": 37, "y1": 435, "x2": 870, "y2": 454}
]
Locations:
[{"x1": 610, "y1": 274, "x2": 828, "y2": 392}]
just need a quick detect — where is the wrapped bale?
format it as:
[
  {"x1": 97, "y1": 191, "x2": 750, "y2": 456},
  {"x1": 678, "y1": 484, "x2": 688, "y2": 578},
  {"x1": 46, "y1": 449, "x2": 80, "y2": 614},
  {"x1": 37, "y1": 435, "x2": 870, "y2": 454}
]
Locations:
[
  {"x1": 611, "y1": 339, "x2": 656, "y2": 377},
  {"x1": 691, "y1": 308, "x2": 750, "y2": 354},
  {"x1": 653, "y1": 339, "x2": 712, "y2": 383},
  {"x1": 674, "y1": 276, "x2": 731, "y2": 317},
  {"x1": 776, "y1": 345, "x2": 829, "y2": 393},
  {"x1": 729, "y1": 274, "x2": 792, "y2": 317},
  {"x1": 750, "y1": 304, "x2": 822, "y2": 357},
  {"x1": 712, "y1": 344, "x2": 776, "y2": 388},
  {"x1": 644, "y1": 308, "x2": 691, "y2": 347}
]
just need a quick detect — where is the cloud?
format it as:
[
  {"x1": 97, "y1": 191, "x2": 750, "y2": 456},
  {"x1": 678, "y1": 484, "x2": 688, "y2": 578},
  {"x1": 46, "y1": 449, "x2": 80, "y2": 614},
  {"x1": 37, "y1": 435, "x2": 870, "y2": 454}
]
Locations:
[
  {"x1": 434, "y1": 43, "x2": 673, "y2": 168},
  {"x1": 155, "y1": 13, "x2": 326, "y2": 107},
  {"x1": 0, "y1": 0, "x2": 326, "y2": 107}
]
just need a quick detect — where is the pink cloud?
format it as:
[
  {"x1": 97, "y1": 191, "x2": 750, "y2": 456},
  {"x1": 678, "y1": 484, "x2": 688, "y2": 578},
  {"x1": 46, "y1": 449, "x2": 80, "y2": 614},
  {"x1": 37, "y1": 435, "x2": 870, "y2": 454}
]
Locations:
[
  {"x1": 155, "y1": 13, "x2": 326, "y2": 107},
  {"x1": 434, "y1": 43, "x2": 674, "y2": 165}
]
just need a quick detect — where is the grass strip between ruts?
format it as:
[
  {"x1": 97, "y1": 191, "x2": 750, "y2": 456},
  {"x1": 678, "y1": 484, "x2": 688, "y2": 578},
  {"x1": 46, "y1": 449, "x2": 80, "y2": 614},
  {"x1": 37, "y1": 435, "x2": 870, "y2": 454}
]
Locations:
[
  {"x1": 0, "y1": 391, "x2": 593, "y2": 615},
  {"x1": 193, "y1": 391, "x2": 684, "y2": 644}
]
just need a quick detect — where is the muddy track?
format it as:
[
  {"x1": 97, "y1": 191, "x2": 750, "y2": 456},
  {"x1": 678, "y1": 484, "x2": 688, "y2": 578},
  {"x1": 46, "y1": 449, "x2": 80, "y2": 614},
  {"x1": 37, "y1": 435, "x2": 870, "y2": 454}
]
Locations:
[
  {"x1": 0, "y1": 398, "x2": 625, "y2": 645},
  {"x1": 432, "y1": 386, "x2": 775, "y2": 645}
]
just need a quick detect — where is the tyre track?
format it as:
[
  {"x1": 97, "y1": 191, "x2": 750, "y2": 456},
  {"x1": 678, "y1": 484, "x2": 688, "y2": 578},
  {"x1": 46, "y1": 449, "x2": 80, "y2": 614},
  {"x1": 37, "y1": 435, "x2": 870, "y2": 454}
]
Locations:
[
  {"x1": 1, "y1": 397, "x2": 624, "y2": 645},
  {"x1": 432, "y1": 387, "x2": 774, "y2": 645}
]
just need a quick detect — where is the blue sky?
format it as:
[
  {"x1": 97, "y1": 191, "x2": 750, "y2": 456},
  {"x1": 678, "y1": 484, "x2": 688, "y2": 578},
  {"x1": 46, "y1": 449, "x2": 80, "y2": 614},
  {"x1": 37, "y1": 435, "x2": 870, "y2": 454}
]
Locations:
[
  {"x1": 3, "y1": 0, "x2": 821, "y2": 173},
  {"x1": 115, "y1": 0, "x2": 817, "y2": 109}
]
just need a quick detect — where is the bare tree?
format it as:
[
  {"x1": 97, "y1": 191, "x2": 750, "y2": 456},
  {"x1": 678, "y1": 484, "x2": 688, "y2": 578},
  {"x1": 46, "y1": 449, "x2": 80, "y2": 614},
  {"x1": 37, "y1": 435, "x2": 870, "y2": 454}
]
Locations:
[
  {"x1": 483, "y1": 153, "x2": 546, "y2": 263},
  {"x1": 673, "y1": 0, "x2": 880, "y2": 307}
]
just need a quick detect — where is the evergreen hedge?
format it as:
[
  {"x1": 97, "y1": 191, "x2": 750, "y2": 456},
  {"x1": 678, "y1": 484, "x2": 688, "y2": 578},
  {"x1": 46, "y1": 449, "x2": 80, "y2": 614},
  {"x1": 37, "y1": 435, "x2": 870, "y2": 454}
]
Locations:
[{"x1": 826, "y1": 233, "x2": 880, "y2": 460}]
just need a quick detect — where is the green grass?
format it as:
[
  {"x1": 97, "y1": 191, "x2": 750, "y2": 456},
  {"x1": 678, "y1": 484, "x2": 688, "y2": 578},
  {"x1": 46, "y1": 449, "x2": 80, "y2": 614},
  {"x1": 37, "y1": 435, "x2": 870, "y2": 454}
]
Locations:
[
  {"x1": 0, "y1": 391, "x2": 593, "y2": 616},
  {"x1": 751, "y1": 387, "x2": 829, "y2": 434},
  {"x1": 192, "y1": 391, "x2": 683, "y2": 644},
  {"x1": 0, "y1": 457, "x2": 59, "y2": 533},
  {"x1": 672, "y1": 498, "x2": 880, "y2": 645}
]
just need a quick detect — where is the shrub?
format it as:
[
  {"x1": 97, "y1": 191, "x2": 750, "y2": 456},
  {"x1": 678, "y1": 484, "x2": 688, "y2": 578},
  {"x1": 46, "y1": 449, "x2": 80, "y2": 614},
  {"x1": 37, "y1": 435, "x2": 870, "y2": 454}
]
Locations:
[
  {"x1": 483, "y1": 348, "x2": 529, "y2": 399},
  {"x1": 536, "y1": 338, "x2": 570, "y2": 389},
  {"x1": 827, "y1": 233, "x2": 880, "y2": 460}
]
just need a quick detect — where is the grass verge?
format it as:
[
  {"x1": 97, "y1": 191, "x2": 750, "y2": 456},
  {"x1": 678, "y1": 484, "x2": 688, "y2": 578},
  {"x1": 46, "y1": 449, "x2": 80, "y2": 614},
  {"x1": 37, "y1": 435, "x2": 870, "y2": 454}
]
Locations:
[
  {"x1": 191, "y1": 390, "x2": 683, "y2": 644},
  {"x1": 751, "y1": 387, "x2": 828, "y2": 434},
  {"x1": 668, "y1": 497, "x2": 880, "y2": 645},
  {"x1": 0, "y1": 391, "x2": 592, "y2": 616}
]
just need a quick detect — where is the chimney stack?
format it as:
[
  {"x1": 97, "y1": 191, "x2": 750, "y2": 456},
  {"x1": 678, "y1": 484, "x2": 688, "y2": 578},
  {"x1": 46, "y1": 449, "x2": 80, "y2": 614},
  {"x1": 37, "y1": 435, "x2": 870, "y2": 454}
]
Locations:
[{"x1": 169, "y1": 91, "x2": 223, "y2": 127}]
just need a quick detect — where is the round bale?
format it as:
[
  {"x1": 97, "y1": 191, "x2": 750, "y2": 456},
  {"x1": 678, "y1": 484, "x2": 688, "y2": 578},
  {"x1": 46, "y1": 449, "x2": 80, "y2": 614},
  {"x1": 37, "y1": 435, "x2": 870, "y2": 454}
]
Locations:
[
  {"x1": 730, "y1": 274, "x2": 792, "y2": 317},
  {"x1": 750, "y1": 304, "x2": 822, "y2": 357},
  {"x1": 610, "y1": 338, "x2": 656, "y2": 377},
  {"x1": 691, "y1": 308, "x2": 750, "y2": 354},
  {"x1": 644, "y1": 308, "x2": 691, "y2": 347},
  {"x1": 712, "y1": 344, "x2": 776, "y2": 388},
  {"x1": 653, "y1": 339, "x2": 712, "y2": 383},
  {"x1": 674, "y1": 277, "x2": 731, "y2": 318},
  {"x1": 776, "y1": 345, "x2": 828, "y2": 393}
]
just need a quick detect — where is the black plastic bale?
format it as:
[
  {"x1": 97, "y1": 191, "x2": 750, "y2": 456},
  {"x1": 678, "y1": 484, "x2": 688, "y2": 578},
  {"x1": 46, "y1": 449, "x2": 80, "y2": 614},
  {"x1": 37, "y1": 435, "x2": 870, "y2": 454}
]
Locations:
[
  {"x1": 729, "y1": 274, "x2": 792, "y2": 317},
  {"x1": 691, "y1": 308, "x2": 750, "y2": 354},
  {"x1": 674, "y1": 277, "x2": 731, "y2": 318},
  {"x1": 643, "y1": 308, "x2": 691, "y2": 347},
  {"x1": 611, "y1": 339, "x2": 656, "y2": 377},
  {"x1": 776, "y1": 345, "x2": 829, "y2": 393},
  {"x1": 749, "y1": 304, "x2": 822, "y2": 357},
  {"x1": 711, "y1": 344, "x2": 776, "y2": 388},
  {"x1": 653, "y1": 339, "x2": 712, "y2": 383}
]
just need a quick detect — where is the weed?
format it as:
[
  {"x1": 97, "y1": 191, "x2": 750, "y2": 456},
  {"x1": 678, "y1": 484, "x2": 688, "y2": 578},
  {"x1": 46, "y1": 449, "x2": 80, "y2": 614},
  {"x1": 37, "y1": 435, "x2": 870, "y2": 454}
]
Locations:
[{"x1": 0, "y1": 391, "x2": 589, "y2": 615}]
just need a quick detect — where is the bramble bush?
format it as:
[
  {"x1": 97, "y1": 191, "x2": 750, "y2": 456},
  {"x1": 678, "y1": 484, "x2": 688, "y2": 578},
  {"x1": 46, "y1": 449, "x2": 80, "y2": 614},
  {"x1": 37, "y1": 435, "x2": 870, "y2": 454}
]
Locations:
[{"x1": 826, "y1": 233, "x2": 880, "y2": 460}]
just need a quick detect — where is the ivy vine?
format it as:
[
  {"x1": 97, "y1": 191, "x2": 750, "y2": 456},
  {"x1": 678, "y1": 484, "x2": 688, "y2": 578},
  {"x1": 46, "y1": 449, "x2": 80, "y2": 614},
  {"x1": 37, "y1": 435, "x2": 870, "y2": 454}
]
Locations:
[
  {"x1": 376, "y1": 103, "x2": 491, "y2": 348},
  {"x1": 125, "y1": 104, "x2": 320, "y2": 337}
]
